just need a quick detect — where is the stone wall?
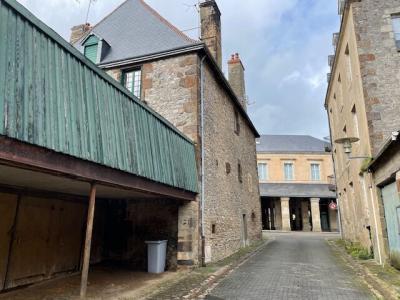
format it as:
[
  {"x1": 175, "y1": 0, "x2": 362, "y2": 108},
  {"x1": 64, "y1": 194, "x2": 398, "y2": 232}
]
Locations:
[
  {"x1": 352, "y1": 0, "x2": 400, "y2": 155},
  {"x1": 202, "y1": 63, "x2": 262, "y2": 262},
  {"x1": 104, "y1": 51, "x2": 261, "y2": 264},
  {"x1": 91, "y1": 199, "x2": 179, "y2": 271},
  {"x1": 325, "y1": 0, "x2": 400, "y2": 263}
]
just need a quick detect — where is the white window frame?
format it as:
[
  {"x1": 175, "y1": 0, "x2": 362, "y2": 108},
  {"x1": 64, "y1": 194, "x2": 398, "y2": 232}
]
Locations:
[
  {"x1": 258, "y1": 163, "x2": 268, "y2": 181},
  {"x1": 124, "y1": 68, "x2": 142, "y2": 99},
  {"x1": 392, "y1": 15, "x2": 400, "y2": 50},
  {"x1": 283, "y1": 162, "x2": 294, "y2": 181},
  {"x1": 310, "y1": 163, "x2": 321, "y2": 181}
]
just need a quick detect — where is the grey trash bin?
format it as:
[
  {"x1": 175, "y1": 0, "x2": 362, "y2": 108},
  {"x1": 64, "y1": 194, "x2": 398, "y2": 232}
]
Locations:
[{"x1": 145, "y1": 240, "x2": 167, "y2": 273}]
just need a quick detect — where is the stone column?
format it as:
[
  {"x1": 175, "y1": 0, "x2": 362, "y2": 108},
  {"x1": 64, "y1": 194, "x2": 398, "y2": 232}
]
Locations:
[
  {"x1": 301, "y1": 200, "x2": 311, "y2": 231},
  {"x1": 274, "y1": 199, "x2": 282, "y2": 230},
  {"x1": 310, "y1": 198, "x2": 322, "y2": 232},
  {"x1": 280, "y1": 197, "x2": 291, "y2": 231}
]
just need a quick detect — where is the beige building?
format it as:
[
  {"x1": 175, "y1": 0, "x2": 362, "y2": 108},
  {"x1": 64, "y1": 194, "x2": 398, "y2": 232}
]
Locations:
[
  {"x1": 326, "y1": 0, "x2": 400, "y2": 264},
  {"x1": 71, "y1": 0, "x2": 262, "y2": 266},
  {"x1": 257, "y1": 135, "x2": 338, "y2": 232}
]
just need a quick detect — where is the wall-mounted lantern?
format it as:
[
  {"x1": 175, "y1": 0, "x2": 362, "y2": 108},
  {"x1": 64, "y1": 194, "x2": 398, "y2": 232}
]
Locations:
[{"x1": 334, "y1": 137, "x2": 369, "y2": 160}]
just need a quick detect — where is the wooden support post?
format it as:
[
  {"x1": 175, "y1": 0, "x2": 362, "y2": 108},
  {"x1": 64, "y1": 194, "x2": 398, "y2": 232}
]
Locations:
[{"x1": 80, "y1": 183, "x2": 96, "y2": 298}]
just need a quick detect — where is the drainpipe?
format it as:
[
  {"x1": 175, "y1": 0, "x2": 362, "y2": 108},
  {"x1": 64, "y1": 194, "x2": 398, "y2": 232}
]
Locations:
[
  {"x1": 200, "y1": 55, "x2": 207, "y2": 267},
  {"x1": 367, "y1": 171, "x2": 383, "y2": 265},
  {"x1": 325, "y1": 108, "x2": 343, "y2": 238}
]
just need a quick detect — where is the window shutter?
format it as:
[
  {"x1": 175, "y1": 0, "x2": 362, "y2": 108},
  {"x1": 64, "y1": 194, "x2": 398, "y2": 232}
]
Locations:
[{"x1": 84, "y1": 44, "x2": 98, "y2": 63}]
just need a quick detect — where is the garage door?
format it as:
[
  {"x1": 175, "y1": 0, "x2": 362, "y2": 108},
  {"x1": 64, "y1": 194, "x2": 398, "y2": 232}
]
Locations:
[
  {"x1": 0, "y1": 193, "x2": 18, "y2": 290},
  {"x1": 2, "y1": 195, "x2": 86, "y2": 290},
  {"x1": 382, "y1": 182, "x2": 400, "y2": 254}
]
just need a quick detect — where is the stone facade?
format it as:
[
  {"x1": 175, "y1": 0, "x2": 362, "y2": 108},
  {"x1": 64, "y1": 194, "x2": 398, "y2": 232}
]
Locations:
[
  {"x1": 351, "y1": 0, "x2": 400, "y2": 155},
  {"x1": 257, "y1": 141, "x2": 338, "y2": 233},
  {"x1": 257, "y1": 152, "x2": 334, "y2": 184},
  {"x1": 202, "y1": 63, "x2": 261, "y2": 262},
  {"x1": 325, "y1": 0, "x2": 400, "y2": 264},
  {"x1": 105, "y1": 51, "x2": 261, "y2": 264}
]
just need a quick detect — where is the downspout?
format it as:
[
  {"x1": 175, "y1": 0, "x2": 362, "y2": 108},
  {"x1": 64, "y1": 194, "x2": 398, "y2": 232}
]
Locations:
[
  {"x1": 325, "y1": 108, "x2": 343, "y2": 238},
  {"x1": 200, "y1": 55, "x2": 207, "y2": 267},
  {"x1": 367, "y1": 171, "x2": 383, "y2": 265}
]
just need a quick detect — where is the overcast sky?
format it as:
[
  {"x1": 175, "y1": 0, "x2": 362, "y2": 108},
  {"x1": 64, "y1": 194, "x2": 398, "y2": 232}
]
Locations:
[{"x1": 17, "y1": 0, "x2": 340, "y2": 139}]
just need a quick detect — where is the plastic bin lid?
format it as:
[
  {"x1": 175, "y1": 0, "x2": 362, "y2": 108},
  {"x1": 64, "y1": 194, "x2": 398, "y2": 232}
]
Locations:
[{"x1": 145, "y1": 240, "x2": 168, "y2": 244}]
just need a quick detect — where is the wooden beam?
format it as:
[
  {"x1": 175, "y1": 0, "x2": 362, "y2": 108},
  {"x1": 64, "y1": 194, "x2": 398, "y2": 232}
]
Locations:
[
  {"x1": 80, "y1": 183, "x2": 96, "y2": 298},
  {"x1": 0, "y1": 136, "x2": 196, "y2": 202}
]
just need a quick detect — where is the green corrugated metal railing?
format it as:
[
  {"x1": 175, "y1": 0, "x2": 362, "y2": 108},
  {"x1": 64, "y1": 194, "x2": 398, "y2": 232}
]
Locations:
[{"x1": 0, "y1": 0, "x2": 198, "y2": 193}]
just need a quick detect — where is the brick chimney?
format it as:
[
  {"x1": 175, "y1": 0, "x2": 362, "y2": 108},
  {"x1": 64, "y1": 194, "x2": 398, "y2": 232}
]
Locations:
[
  {"x1": 70, "y1": 23, "x2": 91, "y2": 44},
  {"x1": 200, "y1": 0, "x2": 222, "y2": 68},
  {"x1": 228, "y1": 53, "x2": 247, "y2": 110}
]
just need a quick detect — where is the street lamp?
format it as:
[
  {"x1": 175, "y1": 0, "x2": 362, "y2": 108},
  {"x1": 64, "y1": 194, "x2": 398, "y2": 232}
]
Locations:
[{"x1": 334, "y1": 137, "x2": 370, "y2": 159}]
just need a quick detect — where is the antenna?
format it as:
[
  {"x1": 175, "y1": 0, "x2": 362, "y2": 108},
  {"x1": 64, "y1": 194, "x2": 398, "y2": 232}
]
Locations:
[
  {"x1": 181, "y1": 1, "x2": 201, "y2": 39},
  {"x1": 85, "y1": 0, "x2": 97, "y2": 24}
]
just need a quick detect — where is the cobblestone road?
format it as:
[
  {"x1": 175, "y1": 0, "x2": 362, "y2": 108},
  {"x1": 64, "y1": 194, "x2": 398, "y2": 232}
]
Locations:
[{"x1": 206, "y1": 232, "x2": 373, "y2": 300}]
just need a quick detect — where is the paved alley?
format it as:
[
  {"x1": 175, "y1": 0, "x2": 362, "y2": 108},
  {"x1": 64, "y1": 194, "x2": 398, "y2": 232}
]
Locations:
[{"x1": 206, "y1": 232, "x2": 373, "y2": 300}]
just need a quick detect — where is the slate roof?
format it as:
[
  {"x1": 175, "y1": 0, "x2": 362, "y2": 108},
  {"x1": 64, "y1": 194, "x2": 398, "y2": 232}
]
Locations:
[
  {"x1": 75, "y1": 0, "x2": 200, "y2": 64},
  {"x1": 257, "y1": 135, "x2": 331, "y2": 153},
  {"x1": 259, "y1": 183, "x2": 336, "y2": 198}
]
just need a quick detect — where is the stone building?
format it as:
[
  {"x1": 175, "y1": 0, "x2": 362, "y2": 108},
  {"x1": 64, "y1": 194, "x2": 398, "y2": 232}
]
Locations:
[
  {"x1": 71, "y1": 0, "x2": 262, "y2": 265},
  {"x1": 367, "y1": 132, "x2": 400, "y2": 267},
  {"x1": 257, "y1": 135, "x2": 338, "y2": 232},
  {"x1": 326, "y1": 0, "x2": 400, "y2": 264},
  {"x1": 0, "y1": 0, "x2": 199, "y2": 296}
]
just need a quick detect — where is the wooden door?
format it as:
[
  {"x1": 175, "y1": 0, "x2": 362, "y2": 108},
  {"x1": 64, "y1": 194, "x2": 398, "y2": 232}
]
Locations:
[
  {"x1": 48, "y1": 199, "x2": 86, "y2": 275},
  {"x1": 5, "y1": 196, "x2": 86, "y2": 289},
  {"x1": 5, "y1": 196, "x2": 53, "y2": 289},
  {"x1": 0, "y1": 193, "x2": 18, "y2": 290}
]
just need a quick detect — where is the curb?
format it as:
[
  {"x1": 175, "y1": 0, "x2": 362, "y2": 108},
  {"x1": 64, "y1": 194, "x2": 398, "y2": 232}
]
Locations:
[
  {"x1": 328, "y1": 240, "x2": 398, "y2": 300},
  {"x1": 184, "y1": 239, "x2": 273, "y2": 299}
]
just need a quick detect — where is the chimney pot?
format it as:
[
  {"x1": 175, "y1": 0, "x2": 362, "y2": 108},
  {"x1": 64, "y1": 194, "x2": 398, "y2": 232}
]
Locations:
[
  {"x1": 70, "y1": 23, "x2": 92, "y2": 44},
  {"x1": 228, "y1": 53, "x2": 247, "y2": 111}
]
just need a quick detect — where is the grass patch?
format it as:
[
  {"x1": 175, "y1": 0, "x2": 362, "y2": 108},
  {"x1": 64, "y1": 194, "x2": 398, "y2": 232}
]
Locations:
[{"x1": 335, "y1": 239, "x2": 374, "y2": 260}]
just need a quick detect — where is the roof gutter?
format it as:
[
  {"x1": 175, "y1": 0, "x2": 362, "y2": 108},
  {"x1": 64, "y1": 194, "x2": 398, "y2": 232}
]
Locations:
[{"x1": 98, "y1": 43, "x2": 205, "y2": 68}]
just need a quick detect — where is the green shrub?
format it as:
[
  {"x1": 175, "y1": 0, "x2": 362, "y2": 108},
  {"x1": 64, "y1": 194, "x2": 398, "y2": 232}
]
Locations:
[{"x1": 338, "y1": 239, "x2": 373, "y2": 260}]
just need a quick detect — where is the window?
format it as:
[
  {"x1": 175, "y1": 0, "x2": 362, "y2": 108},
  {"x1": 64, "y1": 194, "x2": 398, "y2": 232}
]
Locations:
[
  {"x1": 351, "y1": 105, "x2": 359, "y2": 137},
  {"x1": 211, "y1": 223, "x2": 216, "y2": 234},
  {"x1": 83, "y1": 35, "x2": 99, "y2": 63},
  {"x1": 123, "y1": 69, "x2": 142, "y2": 99},
  {"x1": 345, "y1": 44, "x2": 352, "y2": 82},
  {"x1": 238, "y1": 161, "x2": 243, "y2": 183},
  {"x1": 284, "y1": 162, "x2": 294, "y2": 181},
  {"x1": 234, "y1": 110, "x2": 240, "y2": 135},
  {"x1": 225, "y1": 162, "x2": 231, "y2": 174},
  {"x1": 392, "y1": 15, "x2": 400, "y2": 49},
  {"x1": 310, "y1": 163, "x2": 321, "y2": 181},
  {"x1": 258, "y1": 163, "x2": 268, "y2": 181}
]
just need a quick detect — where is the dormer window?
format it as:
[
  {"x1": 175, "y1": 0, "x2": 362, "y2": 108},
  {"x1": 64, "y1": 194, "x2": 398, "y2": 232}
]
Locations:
[
  {"x1": 83, "y1": 35, "x2": 99, "y2": 63},
  {"x1": 123, "y1": 68, "x2": 142, "y2": 99}
]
